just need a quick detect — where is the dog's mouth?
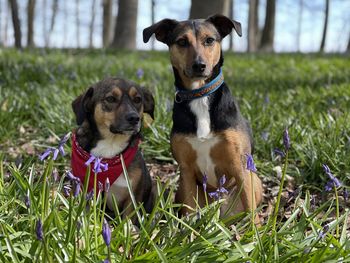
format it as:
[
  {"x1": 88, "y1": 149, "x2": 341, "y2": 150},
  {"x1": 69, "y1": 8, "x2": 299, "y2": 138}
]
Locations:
[
  {"x1": 183, "y1": 69, "x2": 210, "y2": 80},
  {"x1": 109, "y1": 123, "x2": 141, "y2": 135}
]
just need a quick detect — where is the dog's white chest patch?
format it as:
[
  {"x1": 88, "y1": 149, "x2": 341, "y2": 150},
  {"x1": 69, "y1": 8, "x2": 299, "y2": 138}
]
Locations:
[
  {"x1": 186, "y1": 136, "x2": 219, "y2": 185},
  {"x1": 91, "y1": 135, "x2": 130, "y2": 158},
  {"x1": 189, "y1": 97, "x2": 211, "y2": 139}
]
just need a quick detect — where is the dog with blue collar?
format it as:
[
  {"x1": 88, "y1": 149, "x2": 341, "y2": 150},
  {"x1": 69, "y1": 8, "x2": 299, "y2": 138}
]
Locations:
[{"x1": 143, "y1": 14, "x2": 263, "y2": 223}]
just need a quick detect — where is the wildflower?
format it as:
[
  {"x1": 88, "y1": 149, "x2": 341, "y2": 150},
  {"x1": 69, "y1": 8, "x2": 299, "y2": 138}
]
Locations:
[
  {"x1": 39, "y1": 133, "x2": 70, "y2": 161},
  {"x1": 39, "y1": 148, "x2": 55, "y2": 161},
  {"x1": 98, "y1": 181, "x2": 103, "y2": 192},
  {"x1": 24, "y1": 194, "x2": 30, "y2": 209},
  {"x1": 209, "y1": 175, "x2": 229, "y2": 200},
  {"x1": 63, "y1": 185, "x2": 71, "y2": 197},
  {"x1": 105, "y1": 178, "x2": 110, "y2": 193},
  {"x1": 73, "y1": 179, "x2": 81, "y2": 197},
  {"x1": 322, "y1": 164, "x2": 341, "y2": 191},
  {"x1": 86, "y1": 190, "x2": 94, "y2": 201},
  {"x1": 318, "y1": 224, "x2": 329, "y2": 239},
  {"x1": 343, "y1": 188, "x2": 349, "y2": 202},
  {"x1": 102, "y1": 259, "x2": 110, "y2": 263},
  {"x1": 246, "y1": 154, "x2": 257, "y2": 173},
  {"x1": 36, "y1": 219, "x2": 44, "y2": 241},
  {"x1": 102, "y1": 219, "x2": 111, "y2": 247},
  {"x1": 274, "y1": 148, "x2": 285, "y2": 158},
  {"x1": 202, "y1": 173, "x2": 208, "y2": 193},
  {"x1": 283, "y1": 128, "x2": 290, "y2": 150},
  {"x1": 136, "y1": 68, "x2": 144, "y2": 79},
  {"x1": 85, "y1": 155, "x2": 108, "y2": 173}
]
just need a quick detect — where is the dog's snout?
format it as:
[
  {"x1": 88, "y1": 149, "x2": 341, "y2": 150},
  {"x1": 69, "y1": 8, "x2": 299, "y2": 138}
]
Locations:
[
  {"x1": 125, "y1": 112, "x2": 140, "y2": 125},
  {"x1": 192, "y1": 61, "x2": 206, "y2": 73}
]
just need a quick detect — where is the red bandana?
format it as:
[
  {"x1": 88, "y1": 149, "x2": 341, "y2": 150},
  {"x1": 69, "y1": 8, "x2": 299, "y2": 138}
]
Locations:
[{"x1": 71, "y1": 132, "x2": 139, "y2": 192}]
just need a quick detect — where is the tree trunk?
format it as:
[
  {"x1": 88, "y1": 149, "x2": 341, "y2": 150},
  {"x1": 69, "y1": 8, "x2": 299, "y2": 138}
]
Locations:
[
  {"x1": 247, "y1": 0, "x2": 259, "y2": 52},
  {"x1": 8, "y1": 0, "x2": 21, "y2": 49},
  {"x1": 89, "y1": 0, "x2": 97, "y2": 48},
  {"x1": 43, "y1": 0, "x2": 48, "y2": 47},
  {"x1": 296, "y1": 0, "x2": 303, "y2": 52},
  {"x1": 111, "y1": 0, "x2": 138, "y2": 50},
  {"x1": 150, "y1": 0, "x2": 155, "y2": 50},
  {"x1": 259, "y1": 0, "x2": 276, "y2": 52},
  {"x1": 48, "y1": 0, "x2": 58, "y2": 47},
  {"x1": 319, "y1": 0, "x2": 329, "y2": 52},
  {"x1": 346, "y1": 34, "x2": 350, "y2": 53},
  {"x1": 27, "y1": 0, "x2": 35, "y2": 47},
  {"x1": 228, "y1": 0, "x2": 234, "y2": 50},
  {"x1": 102, "y1": 0, "x2": 112, "y2": 47},
  {"x1": 75, "y1": 0, "x2": 80, "y2": 48},
  {"x1": 189, "y1": 0, "x2": 230, "y2": 19}
]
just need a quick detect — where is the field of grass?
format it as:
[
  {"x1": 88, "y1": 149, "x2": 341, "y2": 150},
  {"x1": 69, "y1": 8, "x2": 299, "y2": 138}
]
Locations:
[{"x1": 0, "y1": 48, "x2": 350, "y2": 262}]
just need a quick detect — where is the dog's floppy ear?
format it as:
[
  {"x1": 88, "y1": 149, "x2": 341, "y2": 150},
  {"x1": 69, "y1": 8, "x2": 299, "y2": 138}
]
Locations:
[
  {"x1": 143, "y1": 19, "x2": 179, "y2": 45},
  {"x1": 206, "y1": 14, "x2": 242, "y2": 39},
  {"x1": 141, "y1": 88, "x2": 155, "y2": 119},
  {"x1": 72, "y1": 87, "x2": 94, "y2": 125}
]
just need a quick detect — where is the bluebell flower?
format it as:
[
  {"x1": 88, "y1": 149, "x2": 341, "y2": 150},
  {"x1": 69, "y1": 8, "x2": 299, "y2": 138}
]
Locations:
[
  {"x1": 209, "y1": 175, "x2": 229, "y2": 199},
  {"x1": 24, "y1": 194, "x2": 30, "y2": 209},
  {"x1": 39, "y1": 133, "x2": 70, "y2": 161},
  {"x1": 102, "y1": 259, "x2": 110, "y2": 263},
  {"x1": 322, "y1": 164, "x2": 341, "y2": 191},
  {"x1": 36, "y1": 219, "x2": 44, "y2": 241},
  {"x1": 343, "y1": 188, "x2": 349, "y2": 202},
  {"x1": 274, "y1": 148, "x2": 286, "y2": 158},
  {"x1": 136, "y1": 68, "x2": 144, "y2": 79},
  {"x1": 63, "y1": 185, "x2": 71, "y2": 197},
  {"x1": 39, "y1": 148, "x2": 55, "y2": 161},
  {"x1": 73, "y1": 179, "x2": 81, "y2": 197},
  {"x1": 202, "y1": 173, "x2": 208, "y2": 193},
  {"x1": 102, "y1": 219, "x2": 111, "y2": 247},
  {"x1": 318, "y1": 224, "x2": 329, "y2": 239},
  {"x1": 283, "y1": 128, "x2": 290, "y2": 150},
  {"x1": 85, "y1": 155, "x2": 108, "y2": 173},
  {"x1": 246, "y1": 154, "x2": 257, "y2": 173},
  {"x1": 86, "y1": 190, "x2": 94, "y2": 201}
]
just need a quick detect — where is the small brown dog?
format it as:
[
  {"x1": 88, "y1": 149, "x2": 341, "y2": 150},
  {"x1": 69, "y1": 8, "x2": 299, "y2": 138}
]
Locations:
[
  {"x1": 143, "y1": 15, "x2": 263, "y2": 222},
  {"x1": 71, "y1": 77, "x2": 155, "y2": 218}
]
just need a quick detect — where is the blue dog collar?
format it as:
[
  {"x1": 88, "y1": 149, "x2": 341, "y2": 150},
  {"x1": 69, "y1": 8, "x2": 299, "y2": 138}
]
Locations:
[{"x1": 174, "y1": 68, "x2": 224, "y2": 103}]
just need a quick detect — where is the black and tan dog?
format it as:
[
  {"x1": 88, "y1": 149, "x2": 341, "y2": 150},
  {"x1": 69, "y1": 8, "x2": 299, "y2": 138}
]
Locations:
[
  {"x1": 71, "y1": 77, "x2": 155, "y2": 218},
  {"x1": 143, "y1": 15, "x2": 263, "y2": 221}
]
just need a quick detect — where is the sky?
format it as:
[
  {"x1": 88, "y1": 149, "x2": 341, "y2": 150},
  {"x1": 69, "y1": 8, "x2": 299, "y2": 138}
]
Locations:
[{"x1": 0, "y1": 0, "x2": 349, "y2": 52}]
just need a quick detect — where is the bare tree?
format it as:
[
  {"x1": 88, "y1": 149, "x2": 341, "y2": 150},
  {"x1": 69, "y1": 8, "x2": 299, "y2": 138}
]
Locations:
[
  {"x1": 247, "y1": 0, "x2": 259, "y2": 52},
  {"x1": 319, "y1": 0, "x2": 329, "y2": 52},
  {"x1": 296, "y1": 0, "x2": 303, "y2": 52},
  {"x1": 89, "y1": 0, "x2": 97, "y2": 48},
  {"x1": 111, "y1": 0, "x2": 138, "y2": 50},
  {"x1": 189, "y1": 0, "x2": 230, "y2": 19},
  {"x1": 102, "y1": 0, "x2": 112, "y2": 47},
  {"x1": 27, "y1": 0, "x2": 35, "y2": 47},
  {"x1": 8, "y1": 0, "x2": 21, "y2": 48},
  {"x1": 259, "y1": 0, "x2": 276, "y2": 52},
  {"x1": 150, "y1": 0, "x2": 155, "y2": 50},
  {"x1": 47, "y1": 0, "x2": 58, "y2": 47},
  {"x1": 75, "y1": 0, "x2": 80, "y2": 48},
  {"x1": 228, "y1": 0, "x2": 234, "y2": 50}
]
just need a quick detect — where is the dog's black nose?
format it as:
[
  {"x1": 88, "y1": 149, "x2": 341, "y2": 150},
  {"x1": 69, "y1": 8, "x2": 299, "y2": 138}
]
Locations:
[
  {"x1": 192, "y1": 62, "x2": 206, "y2": 73},
  {"x1": 125, "y1": 112, "x2": 140, "y2": 125}
]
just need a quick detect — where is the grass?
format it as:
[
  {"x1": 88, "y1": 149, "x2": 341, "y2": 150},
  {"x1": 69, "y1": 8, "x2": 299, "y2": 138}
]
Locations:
[{"x1": 0, "y1": 48, "x2": 350, "y2": 262}]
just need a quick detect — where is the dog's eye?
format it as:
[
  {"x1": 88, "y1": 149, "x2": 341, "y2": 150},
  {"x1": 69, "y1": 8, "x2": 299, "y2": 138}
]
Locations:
[
  {"x1": 176, "y1": 38, "x2": 189, "y2": 47},
  {"x1": 133, "y1": 96, "x2": 142, "y2": 104},
  {"x1": 205, "y1": 37, "x2": 215, "y2": 45},
  {"x1": 105, "y1": 96, "x2": 116, "y2": 103}
]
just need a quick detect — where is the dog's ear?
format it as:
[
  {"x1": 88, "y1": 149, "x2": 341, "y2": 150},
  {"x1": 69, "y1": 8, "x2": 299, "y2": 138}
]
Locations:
[
  {"x1": 72, "y1": 87, "x2": 94, "y2": 125},
  {"x1": 143, "y1": 19, "x2": 179, "y2": 45},
  {"x1": 141, "y1": 88, "x2": 155, "y2": 119},
  {"x1": 206, "y1": 14, "x2": 242, "y2": 39}
]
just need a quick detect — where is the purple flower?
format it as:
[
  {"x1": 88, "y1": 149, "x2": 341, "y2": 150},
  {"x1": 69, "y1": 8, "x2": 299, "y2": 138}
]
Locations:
[
  {"x1": 86, "y1": 190, "x2": 94, "y2": 201},
  {"x1": 102, "y1": 219, "x2": 111, "y2": 247},
  {"x1": 85, "y1": 155, "x2": 96, "y2": 167},
  {"x1": 58, "y1": 132, "x2": 70, "y2": 148},
  {"x1": 208, "y1": 175, "x2": 229, "y2": 199},
  {"x1": 343, "y1": 189, "x2": 349, "y2": 202},
  {"x1": 24, "y1": 194, "x2": 30, "y2": 209},
  {"x1": 105, "y1": 178, "x2": 110, "y2": 193},
  {"x1": 102, "y1": 259, "x2": 110, "y2": 263},
  {"x1": 36, "y1": 219, "x2": 44, "y2": 241},
  {"x1": 39, "y1": 148, "x2": 54, "y2": 161},
  {"x1": 274, "y1": 148, "x2": 286, "y2": 158},
  {"x1": 318, "y1": 224, "x2": 329, "y2": 239},
  {"x1": 85, "y1": 155, "x2": 109, "y2": 173},
  {"x1": 136, "y1": 68, "x2": 144, "y2": 79},
  {"x1": 246, "y1": 154, "x2": 257, "y2": 173},
  {"x1": 283, "y1": 128, "x2": 290, "y2": 150},
  {"x1": 322, "y1": 164, "x2": 341, "y2": 191},
  {"x1": 203, "y1": 173, "x2": 208, "y2": 193},
  {"x1": 73, "y1": 179, "x2": 81, "y2": 197},
  {"x1": 63, "y1": 185, "x2": 71, "y2": 197}
]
